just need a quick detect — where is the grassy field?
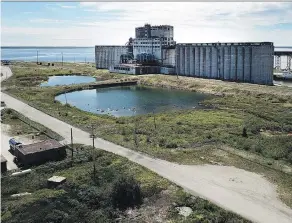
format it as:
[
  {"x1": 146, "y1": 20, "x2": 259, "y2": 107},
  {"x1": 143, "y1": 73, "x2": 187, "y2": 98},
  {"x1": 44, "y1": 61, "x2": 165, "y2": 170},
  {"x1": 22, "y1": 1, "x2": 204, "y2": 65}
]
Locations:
[
  {"x1": 2, "y1": 61, "x2": 128, "y2": 87},
  {"x1": 1, "y1": 108, "x2": 63, "y2": 141},
  {"x1": 1, "y1": 146, "x2": 250, "y2": 223},
  {"x1": 3, "y1": 62, "x2": 292, "y2": 207},
  {"x1": 0, "y1": 101, "x2": 249, "y2": 222}
]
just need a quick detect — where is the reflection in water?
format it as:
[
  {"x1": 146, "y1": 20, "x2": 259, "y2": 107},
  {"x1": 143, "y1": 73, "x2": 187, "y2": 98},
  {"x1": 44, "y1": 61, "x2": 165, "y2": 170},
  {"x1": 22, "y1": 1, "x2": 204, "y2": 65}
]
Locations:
[
  {"x1": 40, "y1": 75, "x2": 96, "y2": 87},
  {"x1": 55, "y1": 86, "x2": 212, "y2": 117}
]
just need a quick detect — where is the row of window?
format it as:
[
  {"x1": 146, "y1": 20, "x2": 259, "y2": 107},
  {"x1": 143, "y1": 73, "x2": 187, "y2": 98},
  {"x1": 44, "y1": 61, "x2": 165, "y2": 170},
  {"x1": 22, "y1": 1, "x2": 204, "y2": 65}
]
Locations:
[
  {"x1": 114, "y1": 67, "x2": 131, "y2": 71},
  {"x1": 134, "y1": 41, "x2": 172, "y2": 45},
  {"x1": 151, "y1": 27, "x2": 171, "y2": 31},
  {"x1": 136, "y1": 42, "x2": 160, "y2": 45},
  {"x1": 134, "y1": 46, "x2": 161, "y2": 48}
]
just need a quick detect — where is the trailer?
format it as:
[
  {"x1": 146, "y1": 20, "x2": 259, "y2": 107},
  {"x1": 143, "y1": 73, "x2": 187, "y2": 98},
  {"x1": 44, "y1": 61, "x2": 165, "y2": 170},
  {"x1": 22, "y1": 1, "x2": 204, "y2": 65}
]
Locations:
[{"x1": 9, "y1": 138, "x2": 23, "y2": 152}]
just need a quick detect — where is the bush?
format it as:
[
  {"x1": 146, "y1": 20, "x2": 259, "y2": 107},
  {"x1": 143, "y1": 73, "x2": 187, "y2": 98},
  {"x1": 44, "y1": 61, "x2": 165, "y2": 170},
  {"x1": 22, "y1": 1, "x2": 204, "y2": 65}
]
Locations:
[
  {"x1": 111, "y1": 176, "x2": 142, "y2": 210},
  {"x1": 159, "y1": 137, "x2": 166, "y2": 147},
  {"x1": 242, "y1": 127, "x2": 248, "y2": 137},
  {"x1": 11, "y1": 114, "x2": 18, "y2": 120},
  {"x1": 166, "y1": 141, "x2": 178, "y2": 148},
  {"x1": 6, "y1": 108, "x2": 12, "y2": 114},
  {"x1": 287, "y1": 152, "x2": 292, "y2": 164}
]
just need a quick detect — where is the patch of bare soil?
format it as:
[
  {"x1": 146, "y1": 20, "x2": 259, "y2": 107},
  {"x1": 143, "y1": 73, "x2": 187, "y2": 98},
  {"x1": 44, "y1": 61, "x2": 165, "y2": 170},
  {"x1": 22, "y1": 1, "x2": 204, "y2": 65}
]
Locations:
[{"x1": 119, "y1": 187, "x2": 175, "y2": 223}]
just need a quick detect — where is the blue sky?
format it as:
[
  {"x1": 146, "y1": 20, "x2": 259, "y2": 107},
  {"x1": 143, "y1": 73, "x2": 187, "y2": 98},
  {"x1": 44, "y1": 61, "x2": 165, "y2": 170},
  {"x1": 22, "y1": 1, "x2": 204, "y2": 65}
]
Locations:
[{"x1": 1, "y1": 2, "x2": 292, "y2": 46}]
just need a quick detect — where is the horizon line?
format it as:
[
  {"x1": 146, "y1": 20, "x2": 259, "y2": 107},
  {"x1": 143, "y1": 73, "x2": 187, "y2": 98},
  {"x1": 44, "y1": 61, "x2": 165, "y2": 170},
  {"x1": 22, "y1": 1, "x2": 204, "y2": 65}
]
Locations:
[{"x1": 1, "y1": 45, "x2": 292, "y2": 48}]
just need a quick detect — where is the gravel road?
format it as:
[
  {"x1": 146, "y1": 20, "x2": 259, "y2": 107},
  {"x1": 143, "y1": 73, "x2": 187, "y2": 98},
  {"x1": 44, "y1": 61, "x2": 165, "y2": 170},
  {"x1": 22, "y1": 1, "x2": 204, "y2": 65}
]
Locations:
[{"x1": 1, "y1": 66, "x2": 292, "y2": 223}]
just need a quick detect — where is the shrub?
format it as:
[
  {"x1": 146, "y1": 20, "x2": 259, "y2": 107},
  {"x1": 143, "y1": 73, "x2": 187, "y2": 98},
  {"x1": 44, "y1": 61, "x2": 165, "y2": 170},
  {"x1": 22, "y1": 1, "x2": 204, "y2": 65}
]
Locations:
[
  {"x1": 146, "y1": 136, "x2": 151, "y2": 144},
  {"x1": 123, "y1": 136, "x2": 130, "y2": 142},
  {"x1": 111, "y1": 176, "x2": 142, "y2": 210},
  {"x1": 121, "y1": 128, "x2": 126, "y2": 135},
  {"x1": 287, "y1": 152, "x2": 292, "y2": 164},
  {"x1": 166, "y1": 141, "x2": 178, "y2": 148},
  {"x1": 11, "y1": 114, "x2": 18, "y2": 119},
  {"x1": 6, "y1": 108, "x2": 12, "y2": 114},
  {"x1": 242, "y1": 127, "x2": 248, "y2": 137},
  {"x1": 159, "y1": 137, "x2": 166, "y2": 147}
]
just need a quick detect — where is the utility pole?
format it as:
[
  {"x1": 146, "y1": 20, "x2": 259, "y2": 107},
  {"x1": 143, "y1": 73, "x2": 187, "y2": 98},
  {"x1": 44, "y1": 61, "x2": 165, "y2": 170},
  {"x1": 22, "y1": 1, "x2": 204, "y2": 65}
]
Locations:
[
  {"x1": 132, "y1": 109, "x2": 138, "y2": 147},
  {"x1": 70, "y1": 128, "x2": 73, "y2": 166},
  {"x1": 37, "y1": 51, "x2": 39, "y2": 64},
  {"x1": 64, "y1": 91, "x2": 68, "y2": 105},
  {"x1": 61, "y1": 52, "x2": 64, "y2": 66},
  {"x1": 153, "y1": 111, "x2": 156, "y2": 129},
  {"x1": 176, "y1": 49, "x2": 179, "y2": 79},
  {"x1": 91, "y1": 125, "x2": 96, "y2": 177}
]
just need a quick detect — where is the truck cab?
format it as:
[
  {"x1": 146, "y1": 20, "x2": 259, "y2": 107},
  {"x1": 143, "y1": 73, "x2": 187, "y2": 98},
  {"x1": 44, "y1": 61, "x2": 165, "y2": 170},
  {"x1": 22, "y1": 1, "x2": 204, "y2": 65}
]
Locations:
[{"x1": 9, "y1": 138, "x2": 23, "y2": 153}]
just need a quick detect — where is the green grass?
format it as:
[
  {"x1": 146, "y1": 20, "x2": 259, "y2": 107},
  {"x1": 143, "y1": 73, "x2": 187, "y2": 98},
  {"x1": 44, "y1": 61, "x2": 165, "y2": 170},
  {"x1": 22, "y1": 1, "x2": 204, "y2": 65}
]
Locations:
[
  {"x1": 2, "y1": 61, "x2": 129, "y2": 88},
  {"x1": 1, "y1": 108, "x2": 63, "y2": 141},
  {"x1": 3, "y1": 62, "x2": 292, "y2": 208},
  {"x1": 1, "y1": 147, "x2": 249, "y2": 223}
]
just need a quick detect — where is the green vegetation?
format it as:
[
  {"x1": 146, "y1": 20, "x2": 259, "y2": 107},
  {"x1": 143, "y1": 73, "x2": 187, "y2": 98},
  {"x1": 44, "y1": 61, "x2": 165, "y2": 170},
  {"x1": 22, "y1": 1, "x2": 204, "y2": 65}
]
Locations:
[
  {"x1": 2, "y1": 61, "x2": 128, "y2": 87},
  {"x1": 1, "y1": 108, "x2": 63, "y2": 141},
  {"x1": 1, "y1": 147, "x2": 249, "y2": 223},
  {"x1": 3, "y1": 62, "x2": 292, "y2": 207}
]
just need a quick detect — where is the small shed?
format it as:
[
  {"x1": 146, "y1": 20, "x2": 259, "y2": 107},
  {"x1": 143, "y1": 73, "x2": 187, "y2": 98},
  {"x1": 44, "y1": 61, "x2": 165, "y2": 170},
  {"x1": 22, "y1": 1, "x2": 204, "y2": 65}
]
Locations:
[
  {"x1": 1, "y1": 155, "x2": 7, "y2": 173},
  {"x1": 47, "y1": 176, "x2": 66, "y2": 188},
  {"x1": 14, "y1": 139, "x2": 66, "y2": 167}
]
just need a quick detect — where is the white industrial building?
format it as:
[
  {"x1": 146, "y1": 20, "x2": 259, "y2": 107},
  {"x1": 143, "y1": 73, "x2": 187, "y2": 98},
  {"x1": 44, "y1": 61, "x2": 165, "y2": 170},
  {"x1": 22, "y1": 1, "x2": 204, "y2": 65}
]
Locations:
[{"x1": 95, "y1": 24, "x2": 274, "y2": 85}]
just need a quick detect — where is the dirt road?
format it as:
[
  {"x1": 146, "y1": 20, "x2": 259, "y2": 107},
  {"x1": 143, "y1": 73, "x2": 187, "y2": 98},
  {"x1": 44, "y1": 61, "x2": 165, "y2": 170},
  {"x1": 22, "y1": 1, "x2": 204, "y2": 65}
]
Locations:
[{"x1": 1, "y1": 66, "x2": 292, "y2": 223}]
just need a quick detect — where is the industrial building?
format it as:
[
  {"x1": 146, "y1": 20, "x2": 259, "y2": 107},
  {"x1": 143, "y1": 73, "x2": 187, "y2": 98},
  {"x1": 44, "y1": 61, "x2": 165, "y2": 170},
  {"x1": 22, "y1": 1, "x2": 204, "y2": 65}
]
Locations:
[
  {"x1": 14, "y1": 139, "x2": 66, "y2": 167},
  {"x1": 176, "y1": 42, "x2": 274, "y2": 85},
  {"x1": 95, "y1": 24, "x2": 274, "y2": 85}
]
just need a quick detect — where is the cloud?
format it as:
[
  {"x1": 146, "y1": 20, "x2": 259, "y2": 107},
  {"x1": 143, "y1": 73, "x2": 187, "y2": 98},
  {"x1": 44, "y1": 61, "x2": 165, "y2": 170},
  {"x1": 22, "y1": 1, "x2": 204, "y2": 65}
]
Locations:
[
  {"x1": 79, "y1": 2, "x2": 98, "y2": 7},
  {"x1": 29, "y1": 19, "x2": 69, "y2": 24},
  {"x1": 61, "y1": 5, "x2": 76, "y2": 9},
  {"x1": 2, "y1": 2, "x2": 292, "y2": 46}
]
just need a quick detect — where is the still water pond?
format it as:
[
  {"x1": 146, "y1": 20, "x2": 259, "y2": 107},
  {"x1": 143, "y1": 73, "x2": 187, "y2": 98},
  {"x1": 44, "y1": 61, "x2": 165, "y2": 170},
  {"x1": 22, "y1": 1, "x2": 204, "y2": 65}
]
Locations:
[
  {"x1": 40, "y1": 75, "x2": 96, "y2": 87},
  {"x1": 55, "y1": 86, "x2": 212, "y2": 117}
]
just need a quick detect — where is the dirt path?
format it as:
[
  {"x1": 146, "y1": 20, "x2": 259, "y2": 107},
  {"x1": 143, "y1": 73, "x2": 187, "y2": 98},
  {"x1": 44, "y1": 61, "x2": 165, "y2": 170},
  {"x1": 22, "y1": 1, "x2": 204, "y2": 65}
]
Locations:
[{"x1": 2, "y1": 66, "x2": 292, "y2": 223}]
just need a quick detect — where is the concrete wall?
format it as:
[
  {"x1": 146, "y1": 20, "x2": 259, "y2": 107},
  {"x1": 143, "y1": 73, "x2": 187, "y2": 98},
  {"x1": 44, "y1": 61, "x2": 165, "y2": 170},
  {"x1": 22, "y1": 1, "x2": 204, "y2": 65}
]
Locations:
[
  {"x1": 95, "y1": 46, "x2": 128, "y2": 69},
  {"x1": 133, "y1": 38, "x2": 162, "y2": 60},
  {"x1": 109, "y1": 65, "x2": 160, "y2": 75},
  {"x1": 161, "y1": 66, "x2": 175, "y2": 74},
  {"x1": 175, "y1": 42, "x2": 274, "y2": 85},
  {"x1": 162, "y1": 48, "x2": 175, "y2": 66}
]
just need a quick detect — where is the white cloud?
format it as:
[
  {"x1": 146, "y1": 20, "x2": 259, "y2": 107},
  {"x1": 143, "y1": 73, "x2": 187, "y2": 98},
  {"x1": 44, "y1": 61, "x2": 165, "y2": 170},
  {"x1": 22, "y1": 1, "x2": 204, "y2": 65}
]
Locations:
[
  {"x1": 79, "y1": 2, "x2": 99, "y2": 7},
  {"x1": 2, "y1": 2, "x2": 292, "y2": 46},
  {"x1": 61, "y1": 5, "x2": 76, "y2": 9},
  {"x1": 29, "y1": 19, "x2": 69, "y2": 24}
]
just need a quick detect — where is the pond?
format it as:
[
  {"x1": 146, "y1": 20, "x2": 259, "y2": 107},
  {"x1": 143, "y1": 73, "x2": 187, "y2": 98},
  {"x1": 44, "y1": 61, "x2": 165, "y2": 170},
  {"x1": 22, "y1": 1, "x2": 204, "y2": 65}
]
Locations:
[
  {"x1": 55, "y1": 85, "x2": 213, "y2": 117},
  {"x1": 40, "y1": 75, "x2": 96, "y2": 87}
]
